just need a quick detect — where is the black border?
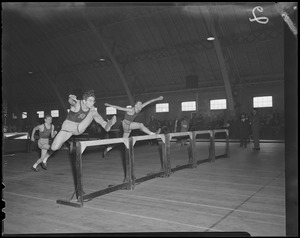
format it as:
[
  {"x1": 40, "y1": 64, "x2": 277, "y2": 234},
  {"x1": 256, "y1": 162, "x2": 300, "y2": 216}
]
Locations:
[{"x1": 284, "y1": 12, "x2": 298, "y2": 237}]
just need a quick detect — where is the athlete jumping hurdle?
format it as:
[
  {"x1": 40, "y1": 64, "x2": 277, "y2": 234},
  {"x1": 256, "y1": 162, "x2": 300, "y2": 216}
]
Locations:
[
  {"x1": 103, "y1": 96, "x2": 163, "y2": 157},
  {"x1": 39, "y1": 90, "x2": 116, "y2": 169}
]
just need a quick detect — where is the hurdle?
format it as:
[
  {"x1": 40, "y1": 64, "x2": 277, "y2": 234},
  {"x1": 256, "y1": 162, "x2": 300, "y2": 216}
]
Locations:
[
  {"x1": 166, "y1": 132, "x2": 196, "y2": 173},
  {"x1": 192, "y1": 130, "x2": 214, "y2": 165},
  {"x1": 56, "y1": 130, "x2": 230, "y2": 208},
  {"x1": 210, "y1": 129, "x2": 230, "y2": 162},
  {"x1": 56, "y1": 137, "x2": 131, "y2": 208},
  {"x1": 4, "y1": 132, "x2": 30, "y2": 154},
  {"x1": 66, "y1": 133, "x2": 91, "y2": 153},
  {"x1": 130, "y1": 134, "x2": 168, "y2": 186}
]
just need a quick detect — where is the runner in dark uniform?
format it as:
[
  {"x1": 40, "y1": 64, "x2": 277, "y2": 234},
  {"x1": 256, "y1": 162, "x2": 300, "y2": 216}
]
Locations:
[
  {"x1": 31, "y1": 115, "x2": 57, "y2": 171},
  {"x1": 103, "y1": 96, "x2": 163, "y2": 156},
  {"x1": 40, "y1": 90, "x2": 116, "y2": 169}
]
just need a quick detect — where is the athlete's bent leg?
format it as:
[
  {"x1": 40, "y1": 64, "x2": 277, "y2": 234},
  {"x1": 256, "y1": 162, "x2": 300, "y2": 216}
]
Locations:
[{"x1": 42, "y1": 131, "x2": 73, "y2": 164}]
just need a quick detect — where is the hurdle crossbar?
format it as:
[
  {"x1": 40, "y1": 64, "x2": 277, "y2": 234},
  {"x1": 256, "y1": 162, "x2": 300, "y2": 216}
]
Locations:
[
  {"x1": 78, "y1": 137, "x2": 130, "y2": 154},
  {"x1": 168, "y1": 132, "x2": 193, "y2": 139},
  {"x1": 131, "y1": 134, "x2": 165, "y2": 145},
  {"x1": 4, "y1": 132, "x2": 29, "y2": 140},
  {"x1": 4, "y1": 132, "x2": 31, "y2": 153}
]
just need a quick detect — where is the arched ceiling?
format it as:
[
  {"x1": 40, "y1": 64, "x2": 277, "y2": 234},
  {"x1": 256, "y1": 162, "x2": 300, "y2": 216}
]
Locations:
[{"x1": 2, "y1": 2, "x2": 293, "y2": 107}]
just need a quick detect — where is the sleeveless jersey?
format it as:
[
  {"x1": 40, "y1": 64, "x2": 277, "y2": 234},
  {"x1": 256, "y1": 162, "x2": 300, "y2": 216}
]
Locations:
[
  {"x1": 39, "y1": 124, "x2": 52, "y2": 139},
  {"x1": 66, "y1": 101, "x2": 90, "y2": 123},
  {"x1": 124, "y1": 111, "x2": 138, "y2": 123}
]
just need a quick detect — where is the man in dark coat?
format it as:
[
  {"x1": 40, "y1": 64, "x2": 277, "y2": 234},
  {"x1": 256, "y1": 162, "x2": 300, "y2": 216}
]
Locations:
[
  {"x1": 250, "y1": 108, "x2": 261, "y2": 150},
  {"x1": 148, "y1": 115, "x2": 161, "y2": 145},
  {"x1": 238, "y1": 113, "x2": 250, "y2": 148},
  {"x1": 172, "y1": 116, "x2": 181, "y2": 133},
  {"x1": 172, "y1": 116, "x2": 181, "y2": 143}
]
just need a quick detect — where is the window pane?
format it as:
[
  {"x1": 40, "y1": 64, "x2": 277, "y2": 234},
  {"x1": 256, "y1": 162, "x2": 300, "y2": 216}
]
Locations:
[
  {"x1": 37, "y1": 111, "x2": 44, "y2": 118},
  {"x1": 106, "y1": 107, "x2": 116, "y2": 115},
  {"x1": 253, "y1": 96, "x2": 273, "y2": 108},
  {"x1": 156, "y1": 103, "x2": 169, "y2": 112},
  {"x1": 182, "y1": 101, "x2": 196, "y2": 111},
  {"x1": 51, "y1": 110, "x2": 59, "y2": 118},
  {"x1": 22, "y1": 112, "x2": 27, "y2": 119},
  {"x1": 210, "y1": 99, "x2": 227, "y2": 110}
]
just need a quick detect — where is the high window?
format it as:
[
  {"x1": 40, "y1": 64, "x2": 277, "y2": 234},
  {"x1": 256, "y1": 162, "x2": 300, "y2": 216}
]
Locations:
[
  {"x1": 210, "y1": 99, "x2": 227, "y2": 110},
  {"x1": 156, "y1": 103, "x2": 169, "y2": 113},
  {"x1": 253, "y1": 96, "x2": 273, "y2": 108},
  {"x1": 181, "y1": 101, "x2": 196, "y2": 111}
]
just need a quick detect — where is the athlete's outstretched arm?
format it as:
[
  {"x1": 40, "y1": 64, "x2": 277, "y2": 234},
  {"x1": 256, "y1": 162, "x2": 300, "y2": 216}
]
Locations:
[
  {"x1": 68, "y1": 94, "x2": 78, "y2": 106},
  {"x1": 142, "y1": 96, "x2": 163, "y2": 108},
  {"x1": 105, "y1": 103, "x2": 132, "y2": 112}
]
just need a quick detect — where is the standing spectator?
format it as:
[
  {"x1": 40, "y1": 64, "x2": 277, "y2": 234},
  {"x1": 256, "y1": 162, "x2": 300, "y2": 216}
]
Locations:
[
  {"x1": 238, "y1": 113, "x2": 250, "y2": 148},
  {"x1": 172, "y1": 116, "x2": 181, "y2": 144},
  {"x1": 180, "y1": 116, "x2": 189, "y2": 146},
  {"x1": 172, "y1": 116, "x2": 181, "y2": 133},
  {"x1": 189, "y1": 113, "x2": 197, "y2": 131},
  {"x1": 223, "y1": 120, "x2": 231, "y2": 129},
  {"x1": 245, "y1": 113, "x2": 251, "y2": 143},
  {"x1": 148, "y1": 114, "x2": 161, "y2": 145},
  {"x1": 249, "y1": 108, "x2": 261, "y2": 150},
  {"x1": 166, "y1": 120, "x2": 173, "y2": 134},
  {"x1": 149, "y1": 115, "x2": 161, "y2": 134},
  {"x1": 273, "y1": 109, "x2": 280, "y2": 125}
]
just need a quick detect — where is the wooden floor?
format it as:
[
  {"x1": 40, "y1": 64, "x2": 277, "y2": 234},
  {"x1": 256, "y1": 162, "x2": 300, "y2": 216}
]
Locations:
[{"x1": 2, "y1": 141, "x2": 285, "y2": 236}]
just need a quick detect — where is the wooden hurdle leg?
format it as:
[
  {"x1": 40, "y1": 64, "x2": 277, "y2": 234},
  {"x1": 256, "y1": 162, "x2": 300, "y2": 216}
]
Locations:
[
  {"x1": 160, "y1": 137, "x2": 169, "y2": 177},
  {"x1": 56, "y1": 140, "x2": 83, "y2": 208},
  {"x1": 129, "y1": 137, "x2": 135, "y2": 188},
  {"x1": 158, "y1": 142, "x2": 164, "y2": 174},
  {"x1": 123, "y1": 138, "x2": 133, "y2": 190},
  {"x1": 189, "y1": 132, "x2": 197, "y2": 168},
  {"x1": 165, "y1": 134, "x2": 172, "y2": 176},
  {"x1": 26, "y1": 139, "x2": 31, "y2": 153},
  {"x1": 66, "y1": 140, "x2": 86, "y2": 199},
  {"x1": 209, "y1": 131, "x2": 215, "y2": 162},
  {"x1": 73, "y1": 142, "x2": 83, "y2": 205},
  {"x1": 225, "y1": 130, "x2": 230, "y2": 158},
  {"x1": 69, "y1": 141, "x2": 78, "y2": 198}
]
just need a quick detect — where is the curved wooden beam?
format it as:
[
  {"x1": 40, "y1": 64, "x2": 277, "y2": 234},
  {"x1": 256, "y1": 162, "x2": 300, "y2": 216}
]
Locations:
[
  {"x1": 82, "y1": 10, "x2": 135, "y2": 105},
  {"x1": 202, "y1": 6, "x2": 235, "y2": 118}
]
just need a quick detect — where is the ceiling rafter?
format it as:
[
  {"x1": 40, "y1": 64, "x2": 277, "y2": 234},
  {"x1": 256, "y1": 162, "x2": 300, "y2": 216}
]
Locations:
[
  {"x1": 5, "y1": 26, "x2": 282, "y2": 85},
  {"x1": 6, "y1": 7, "x2": 172, "y2": 49}
]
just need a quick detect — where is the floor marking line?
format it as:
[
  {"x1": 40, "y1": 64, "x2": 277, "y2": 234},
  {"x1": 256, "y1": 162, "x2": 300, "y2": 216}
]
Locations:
[
  {"x1": 4, "y1": 191, "x2": 55, "y2": 203},
  {"x1": 159, "y1": 177, "x2": 285, "y2": 188},
  {"x1": 4, "y1": 189, "x2": 285, "y2": 219},
  {"x1": 111, "y1": 192, "x2": 285, "y2": 218},
  {"x1": 206, "y1": 172, "x2": 285, "y2": 231},
  {"x1": 146, "y1": 183, "x2": 285, "y2": 200},
  {"x1": 84, "y1": 204, "x2": 222, "y2": 232},
  {"x1": 3, "y1": 191, "x2": 221, "y2": 232}
]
